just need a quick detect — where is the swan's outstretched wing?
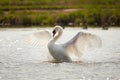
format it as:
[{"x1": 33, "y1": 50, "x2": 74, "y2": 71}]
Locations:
[
  {"x1": 63, "y1": 32, "x2": 101, "y2": 57},
  {"x1": 25, "y1": 30, "x2": 52, "y2": 47}
]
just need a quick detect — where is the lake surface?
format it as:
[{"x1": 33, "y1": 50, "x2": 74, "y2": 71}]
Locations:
[{"x1": 0, "y1": 28, "x2": 120, "y2": 80}]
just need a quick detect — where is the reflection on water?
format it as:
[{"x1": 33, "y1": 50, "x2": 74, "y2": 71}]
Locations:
[{"x1": 0, "y1": 28, "x2": 120, "y2": 80}]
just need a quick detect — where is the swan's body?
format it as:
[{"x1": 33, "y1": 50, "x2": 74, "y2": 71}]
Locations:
[
  {"x1": 27, "y1": 26, "x2": 101, "y2": 62},
  {"x1": 48, "y1": 40, "x2": 71, "y2": 62},
  {"x1": 48, "y1": 26, "x2": 71, "y2": 62}
]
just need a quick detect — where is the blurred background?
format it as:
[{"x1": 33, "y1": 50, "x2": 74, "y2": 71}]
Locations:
[
  {"x1": 0, "y1": 0, "x2": 119, "y2": 28},
  {"x1": 0, "y1": 1, "x2": 120, "y2": 80}
]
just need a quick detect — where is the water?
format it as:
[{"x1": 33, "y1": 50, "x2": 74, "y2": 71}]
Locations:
[{"x1": 0, "y1": 28, "x2": 120, "y2": 80}]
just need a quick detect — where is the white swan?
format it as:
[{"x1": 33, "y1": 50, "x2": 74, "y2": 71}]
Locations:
[{"x1": 27, "y1": 26, "x2": 101, "y2": 62}]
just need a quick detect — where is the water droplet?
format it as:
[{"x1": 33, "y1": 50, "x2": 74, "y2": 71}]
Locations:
[{"x1": 17, "y1": 47, "x2": 22, "y2": 50}]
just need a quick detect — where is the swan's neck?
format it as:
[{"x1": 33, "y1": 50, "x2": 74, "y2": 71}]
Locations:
[{"x1": 53, "y1": 29, "x2": 63, "y2": 42}]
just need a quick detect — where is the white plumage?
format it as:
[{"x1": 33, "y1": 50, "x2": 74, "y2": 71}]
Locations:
[{"x1": 26, "y1": 26, "x2": 101, "y2": 62}]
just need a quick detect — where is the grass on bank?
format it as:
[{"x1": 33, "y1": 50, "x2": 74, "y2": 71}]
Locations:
[
  {"x1": 0, "y1": 9, "x2": 119, "y2": 27},
  {"x1": 0, "y1": 0, "x2": 119, "y2": 27},
  {"x1": 0, "y1": 0, "x2": 119, "y2": 10}
]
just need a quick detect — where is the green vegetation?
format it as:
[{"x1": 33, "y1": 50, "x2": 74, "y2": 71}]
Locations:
[
  {"x1": 0, "y1": 0, "x2": 119, "y2": 10},
  {"x1": 0, "y1": 0, "x2": 119, "y2": 27}
]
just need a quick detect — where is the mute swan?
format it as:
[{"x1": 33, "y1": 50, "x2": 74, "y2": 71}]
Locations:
[{"x1": 27, "y1": 26, "x2": 101, "y2": 62}]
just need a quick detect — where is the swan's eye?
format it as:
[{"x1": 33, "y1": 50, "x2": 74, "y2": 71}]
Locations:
[{"x1": 52, "y1": 30, "x2": 56, "y2": 34}]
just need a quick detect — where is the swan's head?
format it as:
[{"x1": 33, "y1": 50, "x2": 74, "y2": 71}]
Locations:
[{"x1": 52, "y1": 26, "x2": 63, "y2": 37}]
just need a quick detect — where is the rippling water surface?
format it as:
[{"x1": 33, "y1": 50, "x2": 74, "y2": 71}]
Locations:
[{"x1": 0, "y1": 28, "x2": 120, "y2": 80}]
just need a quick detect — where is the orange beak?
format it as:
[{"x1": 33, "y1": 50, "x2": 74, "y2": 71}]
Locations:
[{"x1": 53, "y1": 33, "x2": 55, "y2": 37}]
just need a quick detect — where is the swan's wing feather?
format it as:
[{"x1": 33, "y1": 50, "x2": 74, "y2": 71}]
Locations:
[
  {"x1": 25, "y1": 30, "x2": 52, "y2": 47},
  {"x1": 63, "y1": 32, "x2": 101, "y2": 57}
]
